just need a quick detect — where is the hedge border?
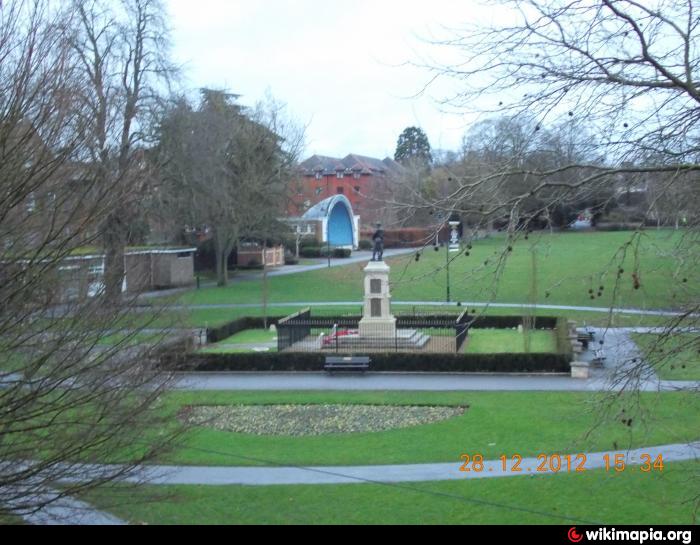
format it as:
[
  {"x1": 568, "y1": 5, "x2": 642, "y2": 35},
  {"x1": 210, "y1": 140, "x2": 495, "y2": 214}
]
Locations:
[
  {"x1": 161, "y1": 313, "x2": 573, "y2": 374},
  {"x1": 168, "y1": 351, "x2": 571, "y2": 373}
]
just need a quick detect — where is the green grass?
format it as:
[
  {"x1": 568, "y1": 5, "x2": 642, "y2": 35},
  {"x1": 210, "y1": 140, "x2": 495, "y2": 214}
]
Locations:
[
  {"x1": 199, "y1": 329, "x2": 278, "y2": 354},
  {"x1": 85, "y1": 460, "x2": 700, "y2": 524},
  {"x1": 0, "y1": 510, "x2": 25, "y2": 525},
  {"x1": 97, "y1": 331, "x2": 169, "y2": 347},
  {"x1": 161, "y1": 391, "x2": 700, "y2": 467},
  {"x1": 465, "y1": 329, "x2": 557, "y2": 354},
  {"x1": 177, "y1": 231, "x2": 697, "y2": 310},
  {"x1": 169, "y1": 304, "x2": 677, "y2": 329},
  {"x1": 201, "y1": 346, "x2": 277, "y2": 354},
  {"x1": 217, "y1": 329, "x2": 277, "y2": 345},
  {"x1": 632, "y1": 334, "x2": 700, "y2": 381}
]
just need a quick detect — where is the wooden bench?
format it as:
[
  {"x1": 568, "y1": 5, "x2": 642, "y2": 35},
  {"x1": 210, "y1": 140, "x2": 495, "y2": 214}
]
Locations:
[{"x1": 324, "y1": 356, "x2": 371, "y2": 373}]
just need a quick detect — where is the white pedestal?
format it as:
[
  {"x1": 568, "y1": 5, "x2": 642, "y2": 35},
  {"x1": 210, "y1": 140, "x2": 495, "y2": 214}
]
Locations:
[
  {"x1": 358, "y1": 260, "x2": 396, "y2": 338},
  {"x1": 571, "y1": 361, "x2": 590, "y2": 379}
]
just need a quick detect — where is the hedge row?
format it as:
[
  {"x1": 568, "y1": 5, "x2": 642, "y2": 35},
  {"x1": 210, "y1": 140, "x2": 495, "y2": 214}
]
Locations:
[
  {"x1": 359, "y1": 227, "x2": 436, "y2": 248},
  {"x1": 207, "y1": 316, "x2": 284, "y2": 344},
  {"x1": 168, "y1": 351, "x2": 571, "y2": 373},
  {"x1": 300, "y1": 247, "x2": 352, "y2": 258},
  {"x1": 463, "y1": 315, "x2": 559, "y2": 330},
  {"x1": 206, "y1": 314, "x2": 564, "y2": 345}
]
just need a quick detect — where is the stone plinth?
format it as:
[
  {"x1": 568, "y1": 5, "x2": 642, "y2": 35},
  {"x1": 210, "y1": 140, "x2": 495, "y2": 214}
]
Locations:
[
  {"x1": 358, "y1": 260, "x2": 396, "y2": 339},
  {"x1": 571, "y1": 361, "x2": 590, "y2": 379}
]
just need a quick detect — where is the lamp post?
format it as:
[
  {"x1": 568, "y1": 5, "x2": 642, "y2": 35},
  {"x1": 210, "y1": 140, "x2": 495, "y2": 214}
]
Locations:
[
  {"x1": 446, "y1": 240, "x2": 451, "y2": 303},
  {"x1": 446, "y1": 221, "x2": 461, "y2": 303}
]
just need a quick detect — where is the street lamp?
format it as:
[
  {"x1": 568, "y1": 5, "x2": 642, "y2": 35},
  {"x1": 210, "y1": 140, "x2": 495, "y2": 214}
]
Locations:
[
  {"x1": 435, "y1": 217, "x2": 461, "y2": 303},
  {"x1": 446, "y1": 239, "x2": 451, "y2": 303}
]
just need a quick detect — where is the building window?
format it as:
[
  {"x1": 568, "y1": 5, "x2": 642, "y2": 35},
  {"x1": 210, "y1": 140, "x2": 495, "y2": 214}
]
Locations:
[
  {"x1": 353, "y1": 172, "x2": 361, "y2": 180},
  {"x1": 315, "y1": 187, "x2": 323, "y2": 196},
  {"x1": 354, "y1": 186, "x2": 361, "y2": 193},
  {"x1": 337, "y1": 187, "x2": 344, "y2": 194},
  {"x1": 315, "y1": 172, "x2": 323, "y2": 180},
  {"x1": 336, "y1": 171, "x2": 344, "y2": 179}
]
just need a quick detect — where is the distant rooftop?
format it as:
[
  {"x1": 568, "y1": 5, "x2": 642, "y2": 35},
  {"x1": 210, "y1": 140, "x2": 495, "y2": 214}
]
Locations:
[{"x1": 300, "y1": 154, "x2": 403, "y2": 176}]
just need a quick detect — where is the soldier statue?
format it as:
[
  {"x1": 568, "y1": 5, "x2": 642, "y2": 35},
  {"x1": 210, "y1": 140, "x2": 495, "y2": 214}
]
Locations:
[{"x1": 372, "y1": 223, "x2": 385, "y2": 262}]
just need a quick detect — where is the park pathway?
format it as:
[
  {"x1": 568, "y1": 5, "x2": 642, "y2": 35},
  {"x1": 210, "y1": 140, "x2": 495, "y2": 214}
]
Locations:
[
  {"x1": 107, "y1": 441, "x2": 700, "y2": 486},
  {"x1": 173, "y1": 371, "x2": 699, "y2": 392},
  {"x1": 173, "y1": 325, "x2": 699, "y2": 393},
  {"x1": 161, "y1": 300, "x2": 699, "y2": 318},
  {"x1": 9, "y1": 489, "x2": 125, "y2": 525},
  {"x1": 136, "y1": 249, "x2": 418, "y2": 301}
]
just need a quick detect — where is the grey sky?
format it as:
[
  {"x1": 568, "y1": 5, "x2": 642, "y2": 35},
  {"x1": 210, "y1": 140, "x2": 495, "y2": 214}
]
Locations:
[{"x1": 166, "y1": 0, "x2": 495, "y2": 160}]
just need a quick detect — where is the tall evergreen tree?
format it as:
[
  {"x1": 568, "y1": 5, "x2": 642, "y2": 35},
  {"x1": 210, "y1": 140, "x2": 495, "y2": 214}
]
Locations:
[{"x1": 394, "y1": 126, "x2": 432, "y2": 165}]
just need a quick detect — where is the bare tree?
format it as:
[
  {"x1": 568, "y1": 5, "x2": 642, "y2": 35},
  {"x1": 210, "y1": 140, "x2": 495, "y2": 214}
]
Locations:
[
  {"x1": 398, "y1": 0, "x2": 700, "y2": 394},
  {"x1": 0, "y1": 0, "x2": 178, "y2": 521},
  {"x1": 157, "y1": 90, "x2": 304, "y2": 286},
  {"x1": 70, "y1": 0, "x2": 175, "y2": 302}
]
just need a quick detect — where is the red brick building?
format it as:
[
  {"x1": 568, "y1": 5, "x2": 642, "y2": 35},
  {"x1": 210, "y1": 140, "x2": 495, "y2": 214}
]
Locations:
[{"x1": 287, "y1": 154, "x2": 404, "y2": 226}]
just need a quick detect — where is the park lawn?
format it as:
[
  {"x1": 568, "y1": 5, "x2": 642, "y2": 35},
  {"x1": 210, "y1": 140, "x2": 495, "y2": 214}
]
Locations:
[
  {"x1": 199, "y1": 329, "x2": 278, "y2": 354},
  {"x1": 200, "y1": 347, "x2": 276, "y2": 354},
  {"x1": 632, "y1": 334, "x2": 700, "y2": 381},
  {"x1": 0, "y1": 510, "x2": 25, "y2": 525},
  {"x1": 161, "y1": 391, "x2": 700, "y2": 467},
  {"x1": 216, "y1": 329, "x2": 277, "y2": 345},
  {"x1": 465, "y1": 329, "x2": 557, "y2": 353},
  {"x1": 176, "y1": 231, "x2": 696, "y2": 310},
  {"x1": 86, "y1": 460, "x2": 699, "y2": 525},
  {"x1": 170, "y1": 304, "x2": 677, "y2": 329},
  {"x1": 97, "y1": 331, "x2": 169, "y2": 347}
]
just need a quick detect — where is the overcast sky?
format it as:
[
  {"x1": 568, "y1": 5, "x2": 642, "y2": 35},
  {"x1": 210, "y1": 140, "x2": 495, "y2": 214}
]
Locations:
[{"x1": 166, "y1": 0, "x2": 497, "y2": 160}]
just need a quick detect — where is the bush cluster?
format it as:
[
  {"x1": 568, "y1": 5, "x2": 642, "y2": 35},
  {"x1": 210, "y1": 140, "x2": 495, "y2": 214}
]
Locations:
[{"x1": 299, "y1": 247, "x2": 352, "y2": 258}]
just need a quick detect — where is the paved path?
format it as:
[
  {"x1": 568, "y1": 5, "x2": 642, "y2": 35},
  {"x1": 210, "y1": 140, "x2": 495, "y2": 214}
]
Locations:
[
  {"x1": 164, "y1": 300, "x2": 697, "y2": 318},
  {"x1": 8, "y1": 489, "x2": 125, "y2": 525},
  {"x1": 137, "y1": 249, "x2": 417, "y2": 300},
  {"x1": 234, "y1": 249, "x2": 417, "y2": 280},
  {"x1": 173, "y1": 325, "x2": 699, "y2": 393},
  {"x1": 119, "y1": 442, "x2": 700, "y2": 486},
  {"x1": 174, "y1": 372, "x2": 699, "y2": 392}
]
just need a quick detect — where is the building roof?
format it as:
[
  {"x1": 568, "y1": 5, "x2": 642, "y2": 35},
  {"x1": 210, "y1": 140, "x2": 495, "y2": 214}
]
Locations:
[{"x1": 299, "y1": 154, "x2": 404, "y2": 176}]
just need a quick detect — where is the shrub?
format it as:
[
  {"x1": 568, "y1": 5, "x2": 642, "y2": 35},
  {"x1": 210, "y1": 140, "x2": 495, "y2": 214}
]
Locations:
[
  {"x1": 300, "y1": 246, "x2": 322, "y2": 258},
  {"x1": 360, "y1": 227, "x2": 434, "y2": 248},
  {"x1": 332, "y1": 248, "x2": 351, "y2": 258},
  {"x1": 358, "y1": 239, "x2": 373, "y2": 251},
  {"x1": 299, "y1": 238, "x2": 319, "y2": 250}
]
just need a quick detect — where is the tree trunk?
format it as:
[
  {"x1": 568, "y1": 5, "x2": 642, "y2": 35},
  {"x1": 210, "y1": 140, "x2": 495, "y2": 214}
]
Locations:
[
  {"x1": 214, "y1": 234, "x2": 227, "y2": 287},
  {"x1": 103, "y1": 213, "x2": 127, "y2": 303}
]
